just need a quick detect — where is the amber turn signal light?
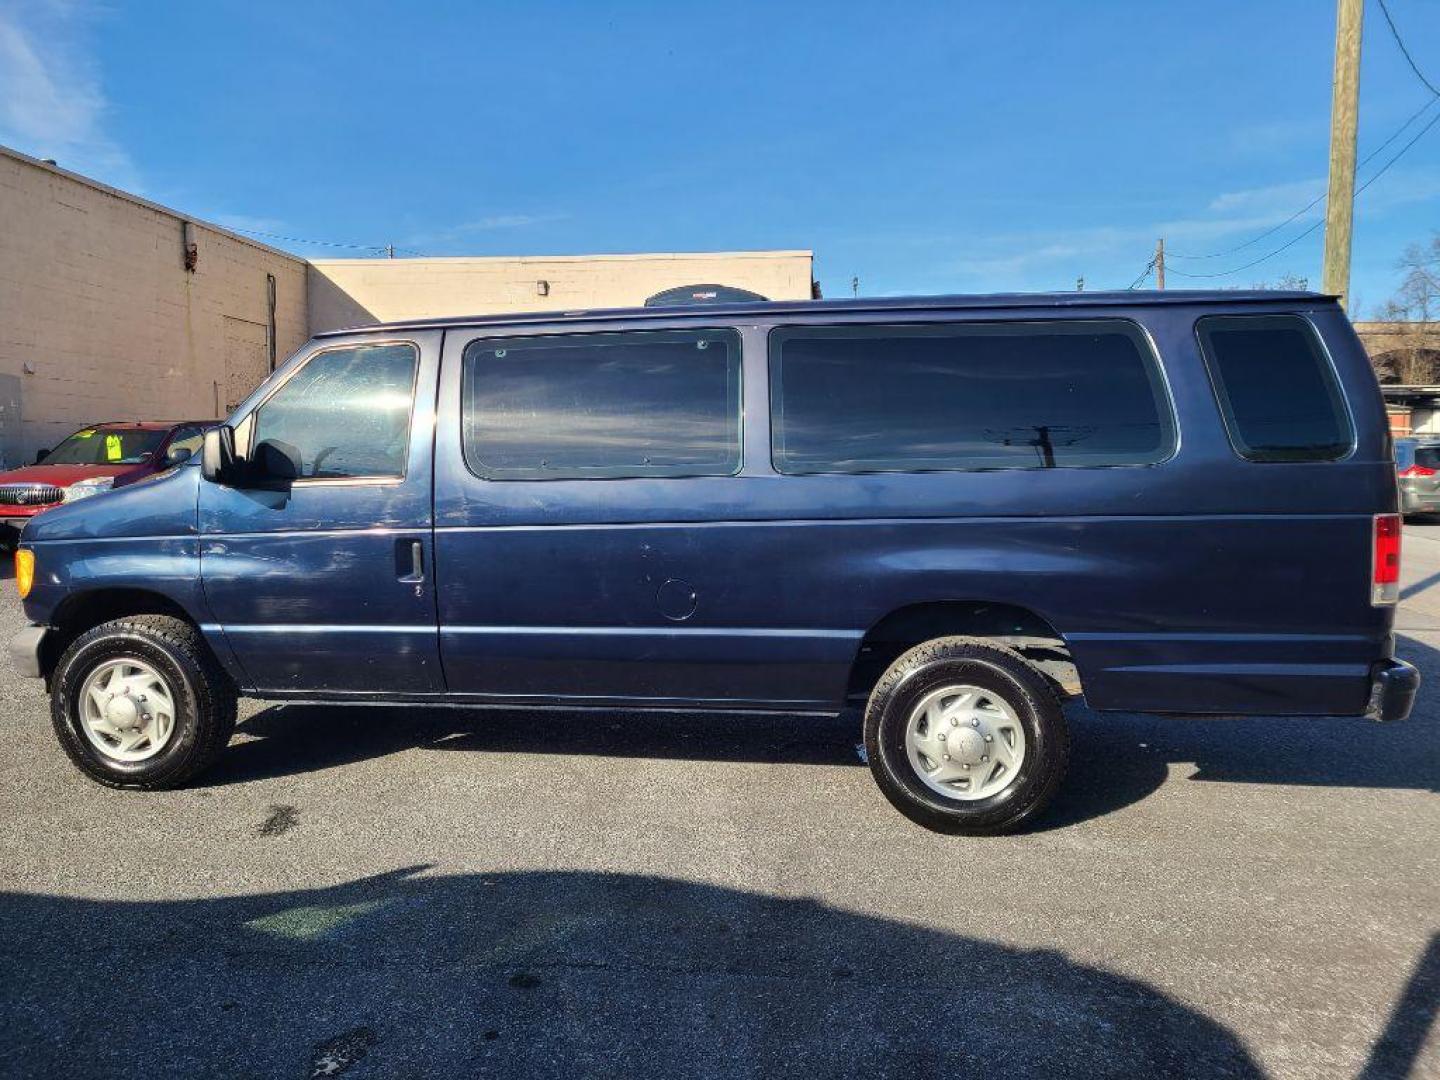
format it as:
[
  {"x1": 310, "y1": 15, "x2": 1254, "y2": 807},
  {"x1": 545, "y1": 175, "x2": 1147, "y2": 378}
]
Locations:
[{"x1": 15, "y1": 549, "x2": 34, "y2": 599}]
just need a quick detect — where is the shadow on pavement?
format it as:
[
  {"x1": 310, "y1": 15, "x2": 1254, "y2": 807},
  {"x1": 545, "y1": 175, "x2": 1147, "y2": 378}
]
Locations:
[
  {"x1": 0, "y1": 868, "x2": 1265, "y2": 1078},
  {"x1": 1040, "y1": 632, "x2": 1440, "y2": 829},
  {"x1": 1401, "y1": 568, "x2": 1440, "y2": 602},
  {"x1": 209, "y1": 706, "x2": 861, "y2": 789},
  {"x1": 206, "y1": 635, "x2": 1438, "y2": 833},
  {"x1": 1359, "y1": 933, "x2": 1440, "y2": 1080}
]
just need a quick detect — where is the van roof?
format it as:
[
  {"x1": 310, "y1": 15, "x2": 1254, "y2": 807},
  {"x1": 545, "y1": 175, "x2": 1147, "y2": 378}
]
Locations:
[
  {"x1": 69, "y1": 421, "x2": 213, "y2": 431},
  {"x1": 314, "y1": 289, "x2": 1336, "y2": 338}
]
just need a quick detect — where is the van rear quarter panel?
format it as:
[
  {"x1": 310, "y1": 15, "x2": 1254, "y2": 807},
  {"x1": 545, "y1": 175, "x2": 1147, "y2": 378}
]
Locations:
[{"x1": 432, "y1": 300, "x2": 1395, "y2": 715}]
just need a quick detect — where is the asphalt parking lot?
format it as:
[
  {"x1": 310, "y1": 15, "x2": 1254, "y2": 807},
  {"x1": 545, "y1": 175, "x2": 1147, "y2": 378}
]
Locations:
[{"x1": 0, "y1": 543, "x2": 1436, "y2": 1080}]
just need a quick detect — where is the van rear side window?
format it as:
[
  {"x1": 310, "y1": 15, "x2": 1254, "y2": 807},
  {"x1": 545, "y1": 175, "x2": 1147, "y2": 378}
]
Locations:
[
  {"x1": 462, "y1": 328, "x2": 742, "y2": 480},
  {"x1": 1196, "y1": 314, "x2": 1353, "y2": 462},
  {"x1": 769, "y1": 320, "x2": 1174, "y2": 474}
]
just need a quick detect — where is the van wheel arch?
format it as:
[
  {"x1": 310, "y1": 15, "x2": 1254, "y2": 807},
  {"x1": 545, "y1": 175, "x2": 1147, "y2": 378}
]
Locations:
[
  {"x1": 41, "y1": 589, "x2": 221, "y2": 686},
  {"x1": 844, "y1": 600, "x2": 1078, "y2": 707}
]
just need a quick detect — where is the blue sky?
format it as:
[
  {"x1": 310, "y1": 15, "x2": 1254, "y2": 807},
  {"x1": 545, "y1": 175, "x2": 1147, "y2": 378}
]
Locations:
[{"x1": 3, "y1": 1, "x2": 1440, "y2": 313}]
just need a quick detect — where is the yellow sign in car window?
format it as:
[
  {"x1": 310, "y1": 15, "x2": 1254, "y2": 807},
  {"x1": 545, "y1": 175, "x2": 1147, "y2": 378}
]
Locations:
[
  {"x1": 75, "y1": 429, "x2": 95, "y2": 439},
  {"x1": 104, "y1": 433, "x2": 123, "y2": 461}
]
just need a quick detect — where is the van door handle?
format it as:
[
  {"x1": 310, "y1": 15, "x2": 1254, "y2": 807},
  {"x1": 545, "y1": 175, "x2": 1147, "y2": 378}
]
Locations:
[{"x1": 397, "y1": 539, "x2": 424, "y2": 583}]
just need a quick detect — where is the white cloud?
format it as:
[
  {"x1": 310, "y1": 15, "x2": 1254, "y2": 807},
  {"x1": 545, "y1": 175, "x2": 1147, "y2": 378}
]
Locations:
[
  {"x1": 456, "y1": 213, "x2": 565, "y2": 232},
  {"x1": 1207, "y1": 177, "x2": 1325, "y2": 216},
  {"x1": 1220, "y1": 119, "x2": 1324, "y2": 160},
  {"x1": 932, "y1": 165, "x2": 1440, "y2": 291},
  {"x1": 1354, "y1": 166, "x2": 1440, "y2": 213},
  {"x1": 940, "y1": 214, "x2": 1289, "y2": 282},
  {"x1": 0, "y1": 1, "x2": 137, "y2": 188},
  {"x1": 401, "y1": 211, "x2": 569, "y2": 253}
]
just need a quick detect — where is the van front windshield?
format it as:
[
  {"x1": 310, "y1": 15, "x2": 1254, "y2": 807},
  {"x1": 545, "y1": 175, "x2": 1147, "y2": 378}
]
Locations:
[{"x1": 44, "y1": 427, "x2": 166, "y2": 466}]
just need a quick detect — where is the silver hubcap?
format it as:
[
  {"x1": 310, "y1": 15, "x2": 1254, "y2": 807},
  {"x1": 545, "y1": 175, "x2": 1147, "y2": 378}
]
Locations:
[
  {"x1": 78, "y1": 658, "x2": 177, "y2": 763},
  {"x1": 904, "y1": 684, "x2": 1027, "y2": 801}
]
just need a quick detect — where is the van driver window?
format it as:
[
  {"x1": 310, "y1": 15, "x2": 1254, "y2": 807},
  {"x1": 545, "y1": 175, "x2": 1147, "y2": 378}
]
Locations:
[{"x1": 251, "y1": 343, "x2": 418, "y2": 479}]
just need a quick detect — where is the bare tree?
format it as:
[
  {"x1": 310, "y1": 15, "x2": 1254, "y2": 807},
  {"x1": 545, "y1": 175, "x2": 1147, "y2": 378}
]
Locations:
[
  {"x1": 1250, "y1": 272, "x2": 1310, "y2": 290},
  {"x1": 1372, "y1": 236, "x2": 1440, "y2": 384},
  {"x1": 1220, "y1": 273, "x2": 1309, "y2": 292}
]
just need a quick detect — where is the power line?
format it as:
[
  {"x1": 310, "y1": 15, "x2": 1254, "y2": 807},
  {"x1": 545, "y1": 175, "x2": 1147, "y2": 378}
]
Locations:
[
  {"x1": 224, "y1": 224, "x2": 425, "y2": 257},
  {"x1": 1377, "y1": 0, "x2": 1440, "y2": 97},
  {"x1": 1172, "y1": 0, "x2": 1439, "y2": 264},
  {"x1": 1164, "y1": 219, "x2": 1325, "y2": 280},
  {"x1": 1169, "y1": 94, "x2": 1440, "y2": 261},
  {"x1": 226, "y1": 227, "x2": 383, "y2": 252},
  {"x1": 1130, "y1": 0, "x2": 1440, "y2": 287},
  {"x1": 1165, "y1": 103, "x2": 1440, "y2": 280},
  {"x1": 1127, "y1": 257, "x2": 1157, "y2": 289},
  {"x1": 1168, "y1": 187, "x2": 1326, "y2": 262}
]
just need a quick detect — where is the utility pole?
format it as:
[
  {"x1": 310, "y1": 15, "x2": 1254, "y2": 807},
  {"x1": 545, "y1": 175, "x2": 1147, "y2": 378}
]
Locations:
[
  {"x1": 1322, "y1": 0, "x2": 1364, "y2": 308},
  {"x1": 1155, "y1": 238, "x2": 1166, "y2": 289}
]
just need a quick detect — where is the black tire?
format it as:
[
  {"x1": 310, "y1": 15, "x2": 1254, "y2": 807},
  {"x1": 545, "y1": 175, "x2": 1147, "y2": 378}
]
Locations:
[
  {"x1": 863, "y1": 636, "x2": 1068, "y2": 835},
  {"x1": 50, "y1": 615, "x2": 236, "y2": 789}
]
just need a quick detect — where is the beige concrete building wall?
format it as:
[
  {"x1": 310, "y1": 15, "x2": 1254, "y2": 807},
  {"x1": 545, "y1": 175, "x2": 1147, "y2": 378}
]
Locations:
[
  {"x1": 0, "y1": 142, "x2": 814, "y2": 466},
  {"x1": 0, "y1": 147, "x2": 309, "y2": 464},
  {"x1": 307, "y1": 250, "x2": 814, "y2": 332}
]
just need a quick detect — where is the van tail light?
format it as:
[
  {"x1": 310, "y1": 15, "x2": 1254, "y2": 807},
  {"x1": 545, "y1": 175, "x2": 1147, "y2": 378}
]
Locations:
[
  {"x1": 1373, "y1": 514, "x2": 1401, "y2": 606},
  {"x1": 1398, "y1": 465, "x2": 1437, "y2": 477}
]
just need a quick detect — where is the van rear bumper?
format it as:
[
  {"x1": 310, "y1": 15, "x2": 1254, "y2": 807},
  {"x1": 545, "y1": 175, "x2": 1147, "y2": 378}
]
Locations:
[{"x1": 1365, "y1": 658, "x2": 1419, "y2": 722}]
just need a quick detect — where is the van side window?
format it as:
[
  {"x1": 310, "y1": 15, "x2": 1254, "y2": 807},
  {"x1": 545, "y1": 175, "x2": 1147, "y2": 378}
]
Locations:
[
  {"x1": 462, "y1": 329, "x2": 742, "y2": 480},
  {"x1": 769, "y1": 320, "x2": 1174, "y2": 474},
  {"x1": 1196, "y1": 315, "x2": 1352, "y2": 462},
  {"x1": 250, "y1": 343, "x2": 419, "y2": 479}
]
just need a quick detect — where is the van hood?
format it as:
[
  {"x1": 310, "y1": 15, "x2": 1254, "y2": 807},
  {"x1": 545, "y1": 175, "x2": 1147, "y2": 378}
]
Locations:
[
  {"x1": 20, "y1": 462, "x2": 199, "y2": 543},
  {"x1": 0, "y1": 463, "x2": 133, "y2": 487}
]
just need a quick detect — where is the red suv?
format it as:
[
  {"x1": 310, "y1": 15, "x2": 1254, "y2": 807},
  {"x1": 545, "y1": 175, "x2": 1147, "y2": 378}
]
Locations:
[{"x1": 0, "y1": 421, "x2": 212, "y2": 546}]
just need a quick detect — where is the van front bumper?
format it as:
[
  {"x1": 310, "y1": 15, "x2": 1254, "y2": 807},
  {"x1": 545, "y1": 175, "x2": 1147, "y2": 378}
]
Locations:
[
  {"x1": 9, "y1": 624, "x2": 47, "y2": 679},
  {"x1": 1365, "y1": 658, "x2": 1420, "y2": 722}
]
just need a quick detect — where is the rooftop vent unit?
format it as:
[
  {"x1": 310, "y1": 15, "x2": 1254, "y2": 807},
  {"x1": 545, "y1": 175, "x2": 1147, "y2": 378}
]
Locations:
[{"x1": 644, "y1": 284, "x2": 769, "y2": 307}]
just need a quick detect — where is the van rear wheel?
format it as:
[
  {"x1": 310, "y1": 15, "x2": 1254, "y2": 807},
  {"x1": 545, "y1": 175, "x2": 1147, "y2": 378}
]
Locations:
[
  {"x1": 863, "y1": 637, "x2": 1068, "y2": 835},
  {"x1": 50, "y1": 615, "x2": 236, "y2": 789}
]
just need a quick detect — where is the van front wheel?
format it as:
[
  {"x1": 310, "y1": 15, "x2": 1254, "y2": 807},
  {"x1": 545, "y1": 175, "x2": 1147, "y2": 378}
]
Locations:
[
  {"x1": 863, "y1": 637, "x2": 1068, "y2": 835},
  {"x1": 50, "y1": 615, "x2": 236, "y2": 789}
]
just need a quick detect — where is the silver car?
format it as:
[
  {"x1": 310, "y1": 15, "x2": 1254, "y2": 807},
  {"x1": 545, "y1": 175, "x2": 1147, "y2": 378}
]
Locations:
[{"x1": 1397, "y1": 437, "x2": 1440, "y2": 516}]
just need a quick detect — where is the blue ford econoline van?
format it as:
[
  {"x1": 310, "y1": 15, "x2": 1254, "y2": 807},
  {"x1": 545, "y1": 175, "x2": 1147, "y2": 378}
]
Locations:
[{"x1": 8, "y1": 291, "x2": 1419, "y2": 833}]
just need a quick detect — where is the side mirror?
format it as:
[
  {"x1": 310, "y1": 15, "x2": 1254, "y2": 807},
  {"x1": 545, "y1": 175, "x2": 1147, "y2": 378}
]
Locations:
[
  {"x1": 201, "y1": 425, "x2": 236, "y2": 484},
  {"x1": 165, "y1": 444, "x2": 194, "y2": 466},
  {"x1": 34, "y1": 448, "x2": 49, "y2": 464}
]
